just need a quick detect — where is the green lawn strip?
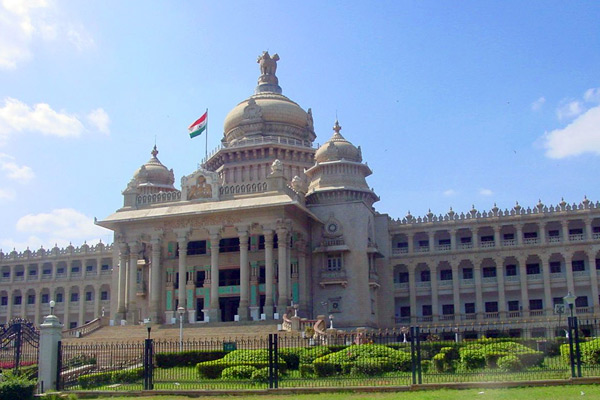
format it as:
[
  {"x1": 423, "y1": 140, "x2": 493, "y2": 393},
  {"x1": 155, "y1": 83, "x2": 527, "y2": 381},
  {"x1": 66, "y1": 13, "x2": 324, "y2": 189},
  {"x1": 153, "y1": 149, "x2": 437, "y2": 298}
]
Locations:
[{"x1": 71, "y1": 384, "x2": 600, "y2": 400}]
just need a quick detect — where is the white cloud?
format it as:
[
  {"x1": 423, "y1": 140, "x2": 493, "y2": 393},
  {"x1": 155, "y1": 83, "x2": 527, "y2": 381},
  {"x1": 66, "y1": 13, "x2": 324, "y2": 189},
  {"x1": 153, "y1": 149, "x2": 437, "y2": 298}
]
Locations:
[
  {"x1": 479, "y1": 188, "x2": 493, "y2": 196},
  {"x1": 0, "y1": 153, "x2": 34, "y2": 182},
  {"x1": 87, "y1": 108, "x2": 110, "y2": 135},
  {"x1": 0, "y1": 1, "x2": 94, "y2": 69},
  {"x1": 0, "y1": 187, "x2": 15, "y2": 200},
  {"x1": 443, "y1": 189, "x2": 457, "y2": 197},
  {"x1": 531, "y1": 97, "x2": 545, "y2": 111},
  {"x1": 12, "y1": 208, "x2": 110, "y2": 249},
  {"x1": 584, "y1": 88, "x2": 600, "y2": 104},
  {"x1": 543, "y1": 105, "x2": 600, "y2": 159},
  {"x1": 556, "y1": 100, "x2": 583, "y2": 120}
]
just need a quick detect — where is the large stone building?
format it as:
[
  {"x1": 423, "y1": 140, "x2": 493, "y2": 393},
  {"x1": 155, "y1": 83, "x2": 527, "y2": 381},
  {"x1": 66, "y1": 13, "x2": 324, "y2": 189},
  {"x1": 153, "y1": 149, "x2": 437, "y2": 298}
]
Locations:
[{"x1": 2, "y1": 52, "x2": 600, "y2": 338}]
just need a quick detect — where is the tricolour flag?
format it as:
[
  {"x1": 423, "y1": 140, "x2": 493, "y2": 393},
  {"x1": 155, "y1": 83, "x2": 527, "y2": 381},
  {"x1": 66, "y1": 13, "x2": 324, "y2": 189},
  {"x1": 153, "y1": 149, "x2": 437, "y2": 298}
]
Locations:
[{"x1": 188, "y1": 111, "x2": 208, "y2": 138}]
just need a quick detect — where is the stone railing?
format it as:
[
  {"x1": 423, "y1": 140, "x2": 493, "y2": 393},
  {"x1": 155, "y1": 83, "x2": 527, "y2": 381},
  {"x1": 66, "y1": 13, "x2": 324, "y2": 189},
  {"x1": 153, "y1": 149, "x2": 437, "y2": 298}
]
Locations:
[
  {"x1": 62, "y1": 317, "x2": 104, "y2": 338},
  {"x1": 136, "y1": 190, "x2": 181, "y2": 206},
  {"x1": 0, "y1": 243, "x2": 114, "y2": 261},
  {"x1": 219, "y1": 181, "x2": 268, "y2": 197},
  {"x1": 202, "y1": 135, "x2": 314, "y2": 164}
]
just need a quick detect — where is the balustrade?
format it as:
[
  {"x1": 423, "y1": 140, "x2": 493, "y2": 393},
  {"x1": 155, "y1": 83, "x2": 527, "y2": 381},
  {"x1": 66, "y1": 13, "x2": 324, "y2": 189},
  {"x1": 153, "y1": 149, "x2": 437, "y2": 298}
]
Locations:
[
  {"x1": 508, "y1": 311, "x2": 521, "y2": 318},
  {"x1": 523, "y1": 238, "x2": 539, "y2": 245},
  {"x1": 502, "y1": 239, "x2": 516, "y2": 247},
  {"x1": 435, "y1": 244, "x2": 451, "y2": 252},
  {"x1": 394, "y1": 282, "x2": 409, "y2": 290},
  {"x1": 548, "y1": 236, "x2": 562, "y2": 243},
  {"x1": 530, "y1": 310, "x2": 545, "y2": 317},
  {"x1": 460, "y1": 278, "x2": 475, "y2": 286},
  {"x1": 482, "y1": 277, "x2": 497, "y2": 284},
  {"x1": 480, "y1": 241, "x2": 495, "y2": 248},
  {"x1": 569, "y1": 234, "x2": 584, "y2": 241},
  {"x1": 484, "y1": 312, "x2": 499, "y2": 319}
]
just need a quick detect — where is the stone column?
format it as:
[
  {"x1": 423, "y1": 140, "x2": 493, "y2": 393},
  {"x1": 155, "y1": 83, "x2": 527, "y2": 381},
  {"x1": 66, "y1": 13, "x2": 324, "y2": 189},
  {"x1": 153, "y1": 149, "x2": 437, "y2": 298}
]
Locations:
[
  {"x1": 94, "y1": 285, "x2": 101, "y2": 318},
  {"x1": 430, "y1": 264, "x2": 439, "y2": 322},
  {"x1": 34, "y1": 288, "x2": 41, "y2": 325},
  {"x1": 408, "y1": 263, "x2": 417, "y2": 324},
  {"x1": 496, "y1": 258, "x2": 506, "y2": 317},
  {"x1": 208, "y1": 228, "x2": 221, "y2": 322},
  {"x1": 474, "y1": 264, "x2": 483, "y2": 320},
  {"x1": 6, "y1": 289, "x2": 12, "y2": 321},
  {"x1": 39, "y1": 313, "x2": 62, "y2": 392},
  {"x1": 407, "y1": 233, "x2": 414, "y2": 254},
  {"x1": 452, "y1": 263, "x2": 460, "y2": 322},
  {"x1": 175, "y1": 230, "x2": 189, "y2": 321},
  {"x1": 51, "y1": 262, "x2": 57, "y2": 280},
  {"x1": 63, "y1": 288, "x2": 70, "y2": 329},
  {"x1": 562, "y1": 221, "x2": 570, "y2": 243},
  {"x1": 585, "y1": 218, "x2": 593, "y2": 240},
  {"x1": 539, "y1": 222, "x2": 546, "y2": 244},
  {"x1": 450, "y1": 229, "x2": 457, "y2": 251},
  {"x1": 96, "y1": 257, "x2": 102, "y2": 276},
  {"x1": 519, "y1": 257, "x2": 529, "y2": 317},
  {"x1": 297, "y1": 239, "x2": 309, "y2": 315},
  {"x1": 276, "y1": 226, "x2": 289, "y2": 315},
  {"x1": 516, "y1": 224, "x2": 523, "y2": 246},
  {"x1": 237, "y1": 227, "x2": 250, "y2": 321},
  {"x1": 565, "y1": 252, "x2": 575, "y2": 294},
  {"x1": 78, "y1": 285, "x2": 85, "y2": 327},
  {"x1": 117, "y1": 243, "x2": 128, "y2": 320},
  {"x1": 587, "y1": 250, "x2": 600, "y2": 312},
  {"x1": 541, "y1": 258, "x2": 552, "y2": 316},
  {"x1": 494, "y1": 226, "x2": 501, "y2": 248},
  {"x1": 150, "y1": 233, "x2": 163, "y2": 323},
  {"x1": 127, "y1": 241, "x2": 139, "y2": 323},
  {"x1": 264, "y1": 229, "x2": 275, "y2": 318},
  {"x1": 9, "y1": 265, "x2": 14, "y2": 283}
]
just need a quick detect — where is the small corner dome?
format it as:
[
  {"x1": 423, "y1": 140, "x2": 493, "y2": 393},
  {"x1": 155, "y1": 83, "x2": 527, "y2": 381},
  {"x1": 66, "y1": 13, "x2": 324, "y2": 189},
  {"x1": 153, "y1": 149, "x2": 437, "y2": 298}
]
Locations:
[
  {"x1": 132, "y1": 146, "x2": 176, "y2": 190},
  {"x1": 314, "y1": 120, "x2": 362, "y2": 163}
]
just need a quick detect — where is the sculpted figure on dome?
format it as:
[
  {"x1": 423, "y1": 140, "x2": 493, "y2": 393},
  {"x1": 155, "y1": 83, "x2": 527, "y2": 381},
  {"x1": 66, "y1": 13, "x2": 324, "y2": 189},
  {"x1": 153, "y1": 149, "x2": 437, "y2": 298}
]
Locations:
[{"x1": 257, "y1": 51, "x2": 279, "y2": 76}]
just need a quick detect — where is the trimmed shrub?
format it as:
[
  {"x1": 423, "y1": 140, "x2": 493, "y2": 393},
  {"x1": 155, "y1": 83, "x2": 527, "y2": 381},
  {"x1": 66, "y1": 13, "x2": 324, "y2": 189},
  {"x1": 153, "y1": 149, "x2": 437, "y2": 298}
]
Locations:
[
  {"x1": 112, "y1": 367, "x2": 144, "y2": 383},
  {"x1": 561, "y1": 338, "x2": 600, "y2": 366},
  {"x1": 298, "y1": 346, "x2": 331, "y2": 364},
  {"x1": 78, "y1": 371, "x2": 112, "y2": 389},
  {"x1": 299, "y1": 364, "x2": 314, "y2": 377},
  {"x1": 312, "y1": 344, "x2": 411, "y2": 376},
  {"x1": 0, "y1": 372, "x2": 36, "y2": 400},
  {"x1": 221, "y1": 365, "x2": 256, "y2": 380},
  {"x1": 251, "y1": 367, "x2": 270, "y2": 384},
  {"x1": 458, "y1": 340, "x2": 543, "y2": 370},
  {"x1": 432, "y1": 346, "x2": 459, "y2": 372},
  {"x1": 196, "y1": 349, "x2": 287, "y2": 379},
  {"x1": 155, "y1": 350, "x2": 227, "y2": 368},
  {"x1": 460, "y1": 349, "x2": 486, "y2": 370},
  {"x1": 279, "y1": 348, "x2": 301, "y2": 370},
  {"x1": 313, "y1": 361, "x2": 340, "y2": 377},
  {"x1": 497, "y1": 355, "x2": 523, "y2": 372}
]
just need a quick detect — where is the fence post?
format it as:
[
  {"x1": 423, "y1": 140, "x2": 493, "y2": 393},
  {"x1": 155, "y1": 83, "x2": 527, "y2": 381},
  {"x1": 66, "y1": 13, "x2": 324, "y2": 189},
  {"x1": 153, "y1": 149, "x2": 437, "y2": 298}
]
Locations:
[
  {"x1": 273, "y1": 333, "x2": 279, "y2": 389},
  {"x1": 416, "y1": 326, "x2": 422, "y2": 384},
  {"x1": 574, "y1": 317, "x2": 582, "y2": 378},
  {"x1": 567, "y1": 316, "x2": 576, "y2": 378},
  {"x1": 410, "y1": 327, "x2": 416, "y2": 385},
  {"x1": 268, "y1": 334, "x2": 274, "y2": 389},
  {"x1": 144, "y1": 338, "x2": 154, "y2": 390},
  {"x1": 39, "y1": 313, "x2": 63, "y2": 392}
]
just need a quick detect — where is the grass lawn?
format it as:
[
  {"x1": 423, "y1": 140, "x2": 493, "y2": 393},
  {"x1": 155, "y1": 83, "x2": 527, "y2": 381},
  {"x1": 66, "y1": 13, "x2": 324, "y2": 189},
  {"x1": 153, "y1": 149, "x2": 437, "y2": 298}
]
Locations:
[{"x1": 73, "y1": 384, "x2": 600, "y2": 400}]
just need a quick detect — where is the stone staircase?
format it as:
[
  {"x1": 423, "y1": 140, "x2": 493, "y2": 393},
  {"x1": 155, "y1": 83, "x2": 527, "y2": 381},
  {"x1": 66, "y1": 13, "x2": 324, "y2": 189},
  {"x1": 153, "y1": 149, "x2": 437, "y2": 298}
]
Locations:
[{"x1": 64, "y1": 320, "x2": 286, "y2": 343}]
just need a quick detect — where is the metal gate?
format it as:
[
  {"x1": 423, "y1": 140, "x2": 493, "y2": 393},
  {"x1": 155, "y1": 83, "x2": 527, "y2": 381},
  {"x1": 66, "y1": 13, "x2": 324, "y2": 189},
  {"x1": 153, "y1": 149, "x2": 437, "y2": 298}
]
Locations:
[{"x1": 0, "y1": 318, "x2": 39, "y2": 376}]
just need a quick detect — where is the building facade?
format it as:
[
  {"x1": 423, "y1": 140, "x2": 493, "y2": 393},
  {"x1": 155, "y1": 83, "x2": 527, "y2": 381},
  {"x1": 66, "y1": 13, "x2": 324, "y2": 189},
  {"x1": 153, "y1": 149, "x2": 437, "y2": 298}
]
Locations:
[{"x1": 2, "y1": 52, "x2": 599, "y2": 338}]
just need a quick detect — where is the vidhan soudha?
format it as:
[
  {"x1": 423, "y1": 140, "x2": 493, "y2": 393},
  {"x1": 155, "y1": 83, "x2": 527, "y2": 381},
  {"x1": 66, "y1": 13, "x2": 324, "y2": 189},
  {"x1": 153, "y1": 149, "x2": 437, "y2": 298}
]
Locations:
[{"x1": 2, "y1": 52, "x2": 600, "y2": 338}]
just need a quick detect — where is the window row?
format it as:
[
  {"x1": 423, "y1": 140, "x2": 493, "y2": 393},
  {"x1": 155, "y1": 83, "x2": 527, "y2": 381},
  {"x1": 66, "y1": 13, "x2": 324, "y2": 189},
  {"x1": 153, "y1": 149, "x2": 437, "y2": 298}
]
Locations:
[{"x1": 0, "y1": 291, "x2": 109, "y2": 305}]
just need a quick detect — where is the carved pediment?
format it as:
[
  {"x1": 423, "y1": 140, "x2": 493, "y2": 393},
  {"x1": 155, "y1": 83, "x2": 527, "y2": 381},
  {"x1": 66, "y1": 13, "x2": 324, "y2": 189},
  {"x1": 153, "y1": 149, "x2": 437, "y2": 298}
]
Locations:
[{"x1": 181, "y1": 169, "x2": 220, "y2": 202}]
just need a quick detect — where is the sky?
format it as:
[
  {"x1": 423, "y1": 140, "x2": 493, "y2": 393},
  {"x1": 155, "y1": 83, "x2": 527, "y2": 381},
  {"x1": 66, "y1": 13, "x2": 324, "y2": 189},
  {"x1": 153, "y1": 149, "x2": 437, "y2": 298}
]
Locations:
[{"x1": 0, "y1": 1, "x2": 599, "y2": 252}]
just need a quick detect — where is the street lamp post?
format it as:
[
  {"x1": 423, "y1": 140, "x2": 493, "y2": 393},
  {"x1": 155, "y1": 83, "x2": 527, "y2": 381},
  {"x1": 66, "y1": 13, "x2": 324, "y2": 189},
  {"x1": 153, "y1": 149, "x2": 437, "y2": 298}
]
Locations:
[
  {"x1": 177, "y1": 306, "x2": 185, "y2": 352},
  {"x1": 49, "y1": 300, "x2": 56, "y2": 316},
  {"x1": 563, "y1": 291, "x2": 581, "y2": 377}
]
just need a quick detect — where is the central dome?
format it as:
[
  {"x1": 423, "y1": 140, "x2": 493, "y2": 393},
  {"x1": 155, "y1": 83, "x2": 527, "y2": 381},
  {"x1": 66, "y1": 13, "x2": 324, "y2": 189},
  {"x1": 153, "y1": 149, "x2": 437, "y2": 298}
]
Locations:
[{"x1": 222, "y1": 52, "x2": 316, "y2": 145}]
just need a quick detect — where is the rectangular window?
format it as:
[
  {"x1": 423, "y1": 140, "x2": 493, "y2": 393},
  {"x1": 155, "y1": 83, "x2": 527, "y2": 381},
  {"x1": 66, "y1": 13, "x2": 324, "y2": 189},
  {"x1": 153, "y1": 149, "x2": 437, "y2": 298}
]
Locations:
[
  {"x1": 420, "y1": 270, "x2": 430, "y2": 282},
  {"x1": 572, "y1": 260, "x2": 585, "y2": 272},
  {"x1": 70, "y1": 293, "x2": 79, "y2": 302},
  {"x1": 553, "y1": 297, "x2": 564, "y2": 307},
  {"x1": 569, "y1": 228, "x2": 583, "y2": 235},
  {"x1": 16, "y1": 271, "x2": 24, "y2": 277},
  {"x1": 550, "y1": 262, "x2": 562, "y2": 273},
  {"x1": 529, "y1": 299, "x2": 543, "y2": 310},
  {"x1": 327, "y1": 255, "x2": 342, "y2": 271},
  {"x1": 28, "y1": 269, "x2": 37, "y2": 276},
  {"x1": 86, "y1": 265, "x2": 93, "y2": 272},
  {"x1": 101, "y1": 291, "x2": 108, "y2": 301},
  {"x1": 27, "y1": 295, "x2": 35, "y2": 304},
  {"x1": 85, "y1": 292, "x2": 93, "y2": 301},
  {"x1": 438, "y1": 239, "x2": 451, "y2": 246},
  {"x1": 397, "y1": 242, "x2": 408, "y2": 248},
  {"x1": 418, "y1": 240, "x2": 429, "y2": 247},
  {"x1": 2, "y1": 272, "x2": 8, "y2": 278},
  {"x1": 526, "y1": 263, "x2": 540, "y2": 275},
  {"x1": 220, "y1": 238, "x2": 240, "y2": 253},
  {"x1": 69, "y1": 322, "x2": 77, "y2": 329},
  {"x1": 576, "y1": 296, "x2": 589, "y2": 307},
  {"x1": 506, "y1": 265, "x2": 517, "y2": 276},
  {"x1": 460, "y1": 237, "x2": 472, "y2": 243},
  {"x1": 508, "y1": 300, "x2": 520, "y2": 311},
  {"x1": 440, "y1": 269, "x2": 452, "y2": 281},
  {"x1": 422, "y1": 305, "x2": 432, "y2": 316},
  {"x1": 14, "y1": 296, "x2": 22, "y2": 305},
  {"x1": 400, "y1": 306, "x2": 411, "y2": 317},
  {"x1": 503, "y1": 233, "x2": 514, "y2": 240},
  {"x1": 398, "y1": 272, "x2": 409, "y2": 283},
  {"x1": 41, "y1": 294, "x2": 49, "y2": 303},
  {"x1": 594, "y1": 226, "x2": 600, "y2": 233},
  {"x1": 0, "y1": 296, "x2": 7, "y2": 306},
  {"x1": 548, "y1": 230, "x2": 560, "y2": 237},
  {"x1": 480, "y1": 235, "x2": 494, "y2": 242},
  {"x1": 187, "y1": 240, "x2": 207, "y2": 255},
  {"x1": 596, "y1": 259, "x2": 600, "y2": 270},
  {"x1": 485, "y1": 302, "x2": 498, "y2": 313},
  {"x1": 57, "y1": 267, "x2": 64, "y2": 274},
  {"x1": 465, "y1": 303, "x2": 475, "y2": 314},
  {"x1": 71, "y1": 267, "x2": 80, "y2": 273},
  {"x1": 442, "y1": 304, "x2": 454, "y2": 315},
  {"x1": 56, "y1": 293, "x2": 63, "y2": 302},
  {"x1": 523, "y1": 232, "x2": 538, "y2": 239},
  {"x1": 483, "y1": 267, "x2": 496, "y2": 278},
  {"x1": 101, "y1": 264, "x2": 110, "y2": 270},
  {"x1": 463, "y1": 268, "x2": 473, "y2": 279},
  {"x1": 43, "y1": 269, "x2": 51, "y2": 275}
]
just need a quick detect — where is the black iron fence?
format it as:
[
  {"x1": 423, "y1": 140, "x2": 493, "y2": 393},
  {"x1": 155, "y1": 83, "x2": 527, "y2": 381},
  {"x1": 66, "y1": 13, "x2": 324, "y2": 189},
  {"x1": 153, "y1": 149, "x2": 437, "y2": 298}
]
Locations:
[
  {"x1": 58, "y1": 322, "x2": 600, "y2": 391},
  {"x1": 0, "y1": 318, "x2": 39, "y2": 377}
]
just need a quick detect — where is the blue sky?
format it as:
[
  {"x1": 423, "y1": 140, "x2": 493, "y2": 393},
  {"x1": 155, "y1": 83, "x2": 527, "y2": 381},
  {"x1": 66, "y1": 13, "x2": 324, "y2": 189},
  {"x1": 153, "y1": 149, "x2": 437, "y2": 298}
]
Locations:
[{"x1": 0, "y1": 1, "x2": 599, "y2": 251}]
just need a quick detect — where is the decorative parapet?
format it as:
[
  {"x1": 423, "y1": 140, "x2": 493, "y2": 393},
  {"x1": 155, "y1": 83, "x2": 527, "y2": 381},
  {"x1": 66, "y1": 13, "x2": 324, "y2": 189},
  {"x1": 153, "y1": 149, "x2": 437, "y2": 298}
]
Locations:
[
  {"x1": 136, "y1": 190, "x2": 182, "y2": 206},
  {"x1": 0, "y1": 243, "x2": 114, "y2": 261},
  {"x1": 390, "y1": 197, "x2": 599, "y2": 227}
]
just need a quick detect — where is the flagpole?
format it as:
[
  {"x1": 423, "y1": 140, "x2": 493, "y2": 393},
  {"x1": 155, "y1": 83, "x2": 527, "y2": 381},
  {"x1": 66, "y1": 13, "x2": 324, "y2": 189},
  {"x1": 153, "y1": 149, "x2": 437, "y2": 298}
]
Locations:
[{"x1": 205, "y1": 108, "x2": 208, "y2": 161}]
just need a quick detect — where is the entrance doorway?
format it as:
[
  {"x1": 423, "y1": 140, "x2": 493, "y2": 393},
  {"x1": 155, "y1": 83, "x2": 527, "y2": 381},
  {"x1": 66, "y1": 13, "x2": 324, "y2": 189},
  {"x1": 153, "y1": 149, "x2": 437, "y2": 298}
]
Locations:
[
  {"x1": 196, "y1": 297, "x2": 204, "y2": 321},
  {"x1": 219, "y1": 297, "x2": 240, "y2": 322}
]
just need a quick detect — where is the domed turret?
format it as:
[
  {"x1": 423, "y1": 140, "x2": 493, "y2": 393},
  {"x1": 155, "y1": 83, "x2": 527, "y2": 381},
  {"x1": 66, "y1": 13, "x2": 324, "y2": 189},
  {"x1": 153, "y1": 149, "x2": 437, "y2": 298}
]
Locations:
[
  {"x1": 222, "y1": 52, "x2": 316, "y2": 145},
  {"x1": 131, "y1": 146, "x2": 176, "y2": 191},
  {"x1": 314, "y1": 120, "x2": 362, "y2": 163}
]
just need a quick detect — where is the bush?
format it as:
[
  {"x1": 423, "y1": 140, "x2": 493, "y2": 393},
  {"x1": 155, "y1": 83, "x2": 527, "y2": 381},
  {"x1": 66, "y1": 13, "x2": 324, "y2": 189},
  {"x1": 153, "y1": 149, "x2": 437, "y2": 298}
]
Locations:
[
  {"x1": 460, "y1": 349, "x2": 486, "y2": 370},
  {"x1": 112, "y1": 368, "x2": 144, "y2": 383},
  {"x1": 497, "y1": 355, "x2": 523, "y2": 372},
  {"x1": 458, "y1": 340, "x2": 543, "y2": 370},
  {"x1": 279, "y1": 348, "x2": 301, "y2": 370},
  {"x1": 312, "y1": 361, "x2": 340, "y2": 377},
  {"x1": 299, "y1": 364, "x2": 314, "y2": 377},
  {"x1": 221, "y1": 365, "x2": 256, "y2": 380},
  {"x1": 0, "y1": 371, "x2": 36, "y2": 400},
  {"x1": 311, "y1": 344, "x2": 411, "y2": 376},
  {"x1": 251, "y1": 367, "x2": 270, "y2": 384},
  {"x1": 196, "y1": 349, "x2": 287, "y2": 379},
  {"x1": 155, "y1": 350, "x2": 227, "y2": 368},
  {"x1": 298, "y1": 346, "x2": 331, "y2": 364},
  {"x1": 78, "y1": 367, "x2": 143, "y2": 389},
  {"x1": 432, "y1": 347, "x2": 459, "y2": 372},
  {"x1": 349, "y1": 358, "x2": 387, "y2": 376}
]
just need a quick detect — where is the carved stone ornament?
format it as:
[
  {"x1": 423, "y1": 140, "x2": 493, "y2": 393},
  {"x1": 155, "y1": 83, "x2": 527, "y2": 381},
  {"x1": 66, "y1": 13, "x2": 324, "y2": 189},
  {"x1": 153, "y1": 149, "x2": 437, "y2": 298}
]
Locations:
[
  {"x1": 163, "y1": 215, "x2": 242, "y2": 231},
  {"x1": 243, "y1": 98, "x2": 263, "y2": 120},
  {"x1": 181, "y1": 168, "x2": 220, "y2": 202},
  {"x1": 271, "y1": 159, "x2": 283, "y2": 174},
  {"x1": 323, "y1": 213, "x2": 343, "y2": 238},
  {"x1": 307, "y1": 108, "x2": 314, "y2": 130}
]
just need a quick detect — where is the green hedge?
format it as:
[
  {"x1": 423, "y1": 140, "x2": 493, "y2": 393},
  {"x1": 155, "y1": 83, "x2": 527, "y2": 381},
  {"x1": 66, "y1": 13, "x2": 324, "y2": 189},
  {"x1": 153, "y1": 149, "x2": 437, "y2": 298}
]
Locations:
[
  {"x1": 155, "y1": 350, "x2": 227, "y2": 368},
  {"x1": 196, "y1": 349, "x2": 287, "y2": 379},
  {"x1": 221, "y1": 365, "x2": 257, "y2": 380},
  {"x1": 0, "y1": 372, "x2": 36, "y2": 400},
  {"x1": 560, "y1": 338, "x2": 600, "y2": 365},
  {"x1": 78, "y1": 367, "x2": 144, "y2": 389},
  {"x1": 456, "y1": 341, "x2": 543, "y2": 371},
  {"x1": 311, "y1": 344, "x2": 411, "y2": 377}
]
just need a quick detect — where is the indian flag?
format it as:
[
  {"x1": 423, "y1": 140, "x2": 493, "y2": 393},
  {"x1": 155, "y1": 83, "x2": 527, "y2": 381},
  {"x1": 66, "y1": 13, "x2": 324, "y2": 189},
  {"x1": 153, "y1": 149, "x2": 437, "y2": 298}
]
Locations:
[{"x1": 188, "y1": 111, "x2": 207, "y2": 138}]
